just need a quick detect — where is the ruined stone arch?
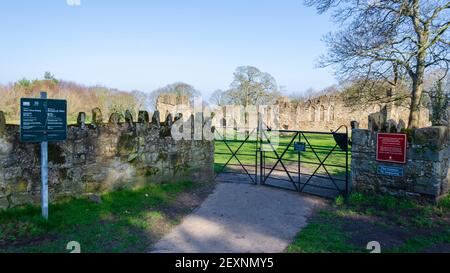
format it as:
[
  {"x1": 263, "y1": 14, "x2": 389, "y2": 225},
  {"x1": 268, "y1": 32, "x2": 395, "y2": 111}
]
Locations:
[
  {"x1": 320, "y1": 105, "x2": 325, "y2": 121},
  {"x1": 328, "y1": 105, "x2": 335, "y2": 121},
  {"x1": 310, "y1": 106, "x2": 316, "y2": 122}
]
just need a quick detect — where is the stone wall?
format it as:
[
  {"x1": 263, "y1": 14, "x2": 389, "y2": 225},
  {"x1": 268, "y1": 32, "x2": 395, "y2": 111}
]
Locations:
[
  {"x1": 156, "y1": 92, "x2": 431, "y2": 132},
  {"x1": 0, "y1": 109, "x2": 214, "y2": 209},
  {"x1": 351, "y1": 126, "x2": 450, "y2": 201},
  {"x1": 206, "y1": 94, "x2": 431, "y2": 132},
  {"x1": 269, "y1": 94, "x2": 379, "y2": 131},
  {"x1": 157, "y1": 93, "x2": 191, "y2": 121}
]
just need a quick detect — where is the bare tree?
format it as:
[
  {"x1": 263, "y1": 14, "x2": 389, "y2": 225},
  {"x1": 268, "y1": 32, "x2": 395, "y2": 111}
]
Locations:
[
  {"x1": 148, "y1": 82, "x2": 200, "y2": 110},
  {"x1": 342, "y1": 78, "x2": 410, "y2": 109},
  {"x1": 226, "y1": 66, "x2": 280, "y2": 107},
  {"x1": 289, "y1": 85, "x2": 341, "y2": 104},
  {"x1": 306, "y1": 0, "x2": 450, "y2": 128},
  {"x1": 209, "y1": 89, "x2": 229, "y2": 106}
]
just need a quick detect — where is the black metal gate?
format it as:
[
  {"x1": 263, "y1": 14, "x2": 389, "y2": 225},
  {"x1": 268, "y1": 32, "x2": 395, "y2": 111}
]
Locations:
[
  {"x1": 215, "y1": 124, "x2": 350, "y2": 199},
  {"x1": 214, "y1": 126, "x2": 258, "y2": 184},
  {"x1": 259, "y1": 126, "x2": 349, "y2": 198}
]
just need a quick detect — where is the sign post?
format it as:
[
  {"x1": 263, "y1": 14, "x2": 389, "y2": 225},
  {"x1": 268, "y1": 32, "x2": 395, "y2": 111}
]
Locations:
[
  {"x1": 40, "y1": 92, "x2": 49, "y2": 220},
  {"x1": 20, "y1": 92, "x2": 67, "y2": 220}
]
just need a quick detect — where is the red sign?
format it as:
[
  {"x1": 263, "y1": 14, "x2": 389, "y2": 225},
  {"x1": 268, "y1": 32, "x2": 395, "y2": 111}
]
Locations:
[{"x1": 376, "y1": 133, "x2": 407, "y2": 164}]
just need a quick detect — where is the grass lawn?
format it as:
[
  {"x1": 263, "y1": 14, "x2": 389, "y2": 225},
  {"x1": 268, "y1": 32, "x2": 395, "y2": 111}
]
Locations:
[
  {"x1": 215, "y1": 130, "x2": 350, "y2": 176},
  {"x1": 286, "y1": 194, "x2": 450, "y2": 253},
  {"x1": 0, "y1": 180, "x2": 215, "y2": 253}
]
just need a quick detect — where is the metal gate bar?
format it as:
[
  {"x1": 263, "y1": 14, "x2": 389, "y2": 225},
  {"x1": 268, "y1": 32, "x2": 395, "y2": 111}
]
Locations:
[
  {"x1": 215, "y1": 127, "x2": 258, "y2": 184},
  {"x1": 259, "y1": 130, "x2": 299, "y2": 191},
  {"x1": 214, "y1": 121, "x2": 350, "y2": 198},
  {"x1": 259, "y1": 125, "x2": 349, "y2": 198}
]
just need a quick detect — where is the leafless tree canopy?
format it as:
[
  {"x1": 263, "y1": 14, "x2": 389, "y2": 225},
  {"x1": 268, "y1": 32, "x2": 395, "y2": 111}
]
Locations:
[
  {"x1": 148, "y1": 82, "x2": 200, "y2": 110},
  {"x1": 214, "y1": 66, "x2": 281, "y2": 107},
  {"x1": 306, "y1": 0, "x2": 450, "y2": 128},
  {"x1": 209, "y1": 89, "x2": 229, "y2": 106}
]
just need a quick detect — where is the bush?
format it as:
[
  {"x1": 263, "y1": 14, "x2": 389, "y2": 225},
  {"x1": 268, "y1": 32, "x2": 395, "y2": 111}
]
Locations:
[
  {"x1": 348, "y1": 193, "x2": 365, "y2": 206},
  {"x1": 335, "y1": 195, "x2": 345, "y2": 206},
  {"x1": 438, "y1": 195, "x2": 450, "y2": 211}
]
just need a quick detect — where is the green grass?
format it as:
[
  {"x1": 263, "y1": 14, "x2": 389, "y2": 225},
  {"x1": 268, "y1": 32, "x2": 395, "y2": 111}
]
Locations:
[
  {"x1": 287, "y1": 193, "x2": 450, "y2": 253},
  {"x1": 215, "y1": 131, "x2": 350, "y2": 176},
  {"x1": 390, "y1": 230, "x2": 450, "y2": 253},
  {"x1": 286, "y1": 210, "x2": 363, "y2": 253},
  {"x1": 0, "y1": 180, "x2": 197, "y2": 253}
]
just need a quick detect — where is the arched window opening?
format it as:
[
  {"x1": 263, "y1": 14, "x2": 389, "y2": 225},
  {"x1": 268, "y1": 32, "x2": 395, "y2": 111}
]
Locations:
[
  {"x1": 329, "y1": 106, "x2": 335, "y2": 121},
  {"x1": 310, "y1": 107, "x2": 316, "y2": 122},
  {"x1": 320, "y1": 106, "x2": 325, "y2": 121}
]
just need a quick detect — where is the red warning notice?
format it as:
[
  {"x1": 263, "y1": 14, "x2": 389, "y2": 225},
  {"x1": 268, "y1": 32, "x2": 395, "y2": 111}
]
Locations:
[{"x1": 376, "y1": 133, "x2": 407, "y2": 164}]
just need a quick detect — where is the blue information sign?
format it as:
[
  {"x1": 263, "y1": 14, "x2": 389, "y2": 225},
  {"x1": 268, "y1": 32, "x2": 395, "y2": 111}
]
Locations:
[
  {"x1": 377, "y1": 165, "x2": 404, "y2": 177},
  {"x1": 294, "y1": 142, "x2": 306, "y2": 152}
]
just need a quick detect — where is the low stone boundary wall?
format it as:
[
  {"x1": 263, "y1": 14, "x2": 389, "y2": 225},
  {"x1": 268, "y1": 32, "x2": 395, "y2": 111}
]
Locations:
[
  {"x1": 351, "y1": 126, "x2": 449, "y2": 201},
  {"x1": 0, "y1": 109, "x2": 214, "y2": 209}
]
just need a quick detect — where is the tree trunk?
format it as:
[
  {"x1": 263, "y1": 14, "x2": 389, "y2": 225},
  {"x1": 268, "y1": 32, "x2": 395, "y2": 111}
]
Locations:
[
  {"x1": 408, "y1": 0, "x2": 429, "y2": 129},
  {"x1": 408, "y1": 62, "x2": 425, "y2": 129}
]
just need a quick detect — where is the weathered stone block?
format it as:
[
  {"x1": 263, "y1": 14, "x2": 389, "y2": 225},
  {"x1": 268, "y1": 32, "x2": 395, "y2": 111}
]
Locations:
[
  {"x1": 0, "y1": 111, "x2": 5, "y2": 136},
  {"x1": 77, "y1": 112, "x2": 86, "y2": 128},
  {"x1": 125, "y1": 110, "x2": 134, "y2": 125},
  {"x1": 108, "y1": 112, "x2": 121, "y2": 125},
  {"x1": 138, "y1": 111, "x2": 150, "y2": 123},
  {"x1": 152, "y1": 111, "x2": 161, "y2": 128},
  {"x1": 414, "y1": 126, "x2": 449, "y2": 149},
  {"x1": 352, "y1": 126, "x2": 450, "y2": 201},
  {"x1": 15, "y1": 180, "x2": 29, "y2": 193},
  {"x1": 0, "y1": 197, "x2": 10, "y2": 209},
  {"x1": 413, "y1": 184, "x2": 440, "y2": 196},
  {"x1": 92, "y1": 108, "x2": 103, "y2": 126}
]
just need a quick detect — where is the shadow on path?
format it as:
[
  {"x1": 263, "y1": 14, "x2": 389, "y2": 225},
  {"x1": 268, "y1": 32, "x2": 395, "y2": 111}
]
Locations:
[{"x1": 150, "y1": 182, "x2": 324, "y2": 253}]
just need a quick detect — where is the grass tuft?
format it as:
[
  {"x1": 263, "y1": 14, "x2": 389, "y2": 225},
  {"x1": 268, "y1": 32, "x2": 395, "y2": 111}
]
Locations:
[
  {"x1": 287, "y1": 192, "x2": 450, "y2": 253},
  {"x1": 0, "y1": 180, "x2": 197, "y2": 253}
]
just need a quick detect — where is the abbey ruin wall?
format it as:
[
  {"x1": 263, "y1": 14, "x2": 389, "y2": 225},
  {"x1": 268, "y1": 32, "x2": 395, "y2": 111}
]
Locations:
[{"x1": 204, "y1": 93, "x2": 431, "y2": 132}]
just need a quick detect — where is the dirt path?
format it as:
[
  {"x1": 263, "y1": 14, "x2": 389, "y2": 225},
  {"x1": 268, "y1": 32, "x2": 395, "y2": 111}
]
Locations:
[{"x1": 150, "y1": 182, "x2": 324, "y2": 253}]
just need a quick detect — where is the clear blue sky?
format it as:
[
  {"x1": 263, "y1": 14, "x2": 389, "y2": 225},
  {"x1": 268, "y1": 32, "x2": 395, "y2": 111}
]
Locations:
[{"x1": 0, "y1": 0, "x2": 337, "y2": 97}]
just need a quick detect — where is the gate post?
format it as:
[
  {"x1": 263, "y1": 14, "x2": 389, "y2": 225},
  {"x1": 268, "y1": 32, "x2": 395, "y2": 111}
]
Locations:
[
  {"x1": 257, "y1": 111, "x2": 261, "y2": 185},
  {"x1": 345, "y1": 126, "x2": 350, "y2": 199}
]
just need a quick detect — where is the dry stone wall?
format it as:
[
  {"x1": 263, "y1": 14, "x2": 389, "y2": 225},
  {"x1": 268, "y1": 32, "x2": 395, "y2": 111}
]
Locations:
[
  {"x1": 0, "y1": 109, "x2": 214, "y2": 209},
  {"x1": 351, "y1": 126, "x2": 450, "y2": 201}
]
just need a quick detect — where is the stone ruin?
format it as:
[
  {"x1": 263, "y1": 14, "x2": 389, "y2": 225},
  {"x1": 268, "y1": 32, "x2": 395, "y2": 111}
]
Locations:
[
  {"x1": 156, "y1": 93, "x2": 191, "y2": 122},
  {"x1": 156, "y1": 92, "x2": 432, "y2": 132},
  {"x1": 367, "y1": 104, "x2": 431, "y2": 133},
  {"x1": 0, "y1": 108, "x2": 214, "y2": 209}
]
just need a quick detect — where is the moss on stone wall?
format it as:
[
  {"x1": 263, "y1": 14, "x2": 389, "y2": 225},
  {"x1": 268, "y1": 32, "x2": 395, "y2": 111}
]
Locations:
[{"x1": 0, "y1": 119, "x2": 214, "y2": 209}]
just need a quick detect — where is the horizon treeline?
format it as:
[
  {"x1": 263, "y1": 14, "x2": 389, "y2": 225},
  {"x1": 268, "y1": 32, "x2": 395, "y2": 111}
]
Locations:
[{"x1": 0, "y1": 76, "x2": 146, "y2": 125}]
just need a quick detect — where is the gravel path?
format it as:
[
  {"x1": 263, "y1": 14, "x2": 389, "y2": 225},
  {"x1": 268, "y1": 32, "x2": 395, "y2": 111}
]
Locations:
[{"x1": 150, "y1": 182, "x2": 324, "y2": 253}]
